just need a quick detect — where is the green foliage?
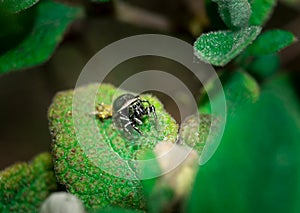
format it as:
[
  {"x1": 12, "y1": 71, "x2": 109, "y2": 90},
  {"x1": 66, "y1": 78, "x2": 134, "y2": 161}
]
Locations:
[
  {"x1": 138, "y1": 150, "x2": 169, "y2": 213},
  {"x1": 199, "y1": 71, "x2": 260, "y2": 116},
  {"x1": 48, "y1": 83, "x2": 178, "y2": 210},
  {"x1": 0, "y1": 0, "x2": 83, "y2": 74},
  {"x1": 0, "y1": 7, "x2": 34, "y2": 54},
  {"x1": 0, "y1": 0, "x2": 39, "y2": 13},
  {"x1": 249, "y1": 0, "x2": 277, "y2": 26},
  {"x1": 94, "y1": 207, "x2": 144, "y2": 213},
  {"x1": 212, "y1": 0, "x2": 251, "y2": 29},
  {"x1": 0, "y1": 153, "x2": 57, "y2": 213},
  {"x1": 246, "y1": 54, "x2": 280, "y2": 78},
  {"x1": 187, "y1": 75, "x2": 300, "y2": 213},
  {"x1": 198, "y1": 0, "x2": 289, "y2": 67},
  {"x1": 246, "y1": 30, "x2": 297, "y2": 56},
  {"x1": 194, "y1": 26, "x2": 261, "y2": 66}
]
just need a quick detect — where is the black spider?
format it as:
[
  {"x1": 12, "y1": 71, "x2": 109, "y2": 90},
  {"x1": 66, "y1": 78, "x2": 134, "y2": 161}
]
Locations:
[{"x1": 112, "y1": 94, "x2": 157, "y2": 136}]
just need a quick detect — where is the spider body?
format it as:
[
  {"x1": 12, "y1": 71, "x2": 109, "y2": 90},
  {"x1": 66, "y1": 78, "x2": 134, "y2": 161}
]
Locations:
[{"x1": 112, "y1": 94, "x2": 157, "y2": 136}]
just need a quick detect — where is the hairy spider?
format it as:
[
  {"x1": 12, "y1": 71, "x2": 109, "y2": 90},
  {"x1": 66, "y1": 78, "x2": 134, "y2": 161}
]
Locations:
[{"x1": 112, "y1": 94, "x2": 157, "y2": 136}]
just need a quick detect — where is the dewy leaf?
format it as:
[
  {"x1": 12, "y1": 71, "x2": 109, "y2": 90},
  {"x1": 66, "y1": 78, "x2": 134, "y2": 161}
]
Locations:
[
  {"x1": 0, "y1": 0, "x2": 40, "y2": 13},
  {"x1": 0, "y1": 0, "x2": 83, "y2": 74},
  {"x1": 199, "y1": 70, "x2": 260, "y2": 117},
  {"x1": 212, "y1": 0, "x2": 251, "y2": 29},
  {"x1": 249, "y1": 0, "x2": 276, "y2": 26},
  {"x1": 194, "y1": 26, "x2": 261, "y2": 66},
  {"x1": 48, "y1": 83, "x2": 178, "y2": 210},
  {"x1": 187, "y1": 75, "x2": 300, "y2": 213},
  {"x1": 246, "y1": 30, "x2": 297, "y2": 56},
  {"x1": 0, "y1": 153, "x2": 57, "y2": 213}
]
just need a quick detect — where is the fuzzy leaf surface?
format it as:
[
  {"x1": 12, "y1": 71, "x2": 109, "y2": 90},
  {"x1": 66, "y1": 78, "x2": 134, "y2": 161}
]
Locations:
[
  {"x1": 48, "y1": 83, "x2": 178, "y2": 210},
  {"x1": 194, "y1": 26, "x2": 261, "y2": 66},
  {"x1": 0, "y1": 153, "x2": 57, "y2": 213}
]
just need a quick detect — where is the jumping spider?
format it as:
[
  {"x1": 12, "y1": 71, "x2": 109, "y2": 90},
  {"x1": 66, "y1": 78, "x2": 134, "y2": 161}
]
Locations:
[{"x1": 112, "y1": 94, "x2": 157, "y2": 136}]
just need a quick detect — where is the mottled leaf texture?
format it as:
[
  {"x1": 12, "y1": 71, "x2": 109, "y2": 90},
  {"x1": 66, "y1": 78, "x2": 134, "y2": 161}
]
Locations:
[
  {"x1": 0, "y1": 153, "x2": 57, "y2": 213},
  {"x1": 246, "y1": 30, "x2": 297, "y2": 56},
  {"x1": 0, "y1": 0, "x2": 40, "y2": 13},
  {"x1": 48, "y1": 83, "x2": 178, "y2": 211},
  {"x1": 194, "y1": 26, "x2": 261, "y2": 66},
  {"x1": 249, "y1": 0, "x2": 276, "y2": 26},
  {"x1": 0, "y1": 0, "x2": 83, "y2": 74},
  {"x1": 212, "y1": 0, "x2": 251, "y2": 29},
  {"x1": 187, "y1": 75, "x2": 300, "y2": 213}
]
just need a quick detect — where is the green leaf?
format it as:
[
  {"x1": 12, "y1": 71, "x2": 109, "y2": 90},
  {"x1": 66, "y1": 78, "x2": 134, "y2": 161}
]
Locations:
[
  {"x1": 246, "y1": 30, "x2": 297, "y2": 56},
  {"x1": 212, "y1": 0, "x2": 251, "y2": 29},
  {"x1": 247, "y1": 54, "x2": 280, "y2": 78},
  {"x1": 199, "y1": 70, "x2": 260, "y2": 116},
  {"x1": 139, "y1": 143, "x2": 199, "y2": 213},
  {"x1": 0, "y1": 0, "x2": 39, "y2": 13},
  {"x1": 0, "y1": 0, "x2": 83, "y2": 74},
  {"x1": 48, "y1": 84, "x2": 178, "y2": 210},
  {"x1": 194, "y1": 26, "x2": 261, "y2": 66},
  {"x1": 0, "y1": 153, "x2": 58, "y2": 213},
  {"x1": 0, "y1": 7, "x2": 34, "y2": 54},
  {"x1": 187, "y1": 75, "x2": 300, "y2": 213},
  {"x1": 94, "y1": 207, "x2": 144, "y2": 213},
  {"x1": 249, "y1": 0, "x2": 277, "y2": 26}
]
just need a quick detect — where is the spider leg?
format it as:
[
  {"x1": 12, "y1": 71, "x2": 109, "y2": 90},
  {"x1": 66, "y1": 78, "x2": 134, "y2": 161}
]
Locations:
[
  {"x1": 120, "y1": 116, "x2": 130, "y2": 121},
  {"x1": 131, "y1": 123, "x2": 143, "y2": 135},
  {"x1": 123, "y1": 121, "x2": 133, "y2": 135},
  {"x1": 140, "y1": 99, "x2": 151, "y2": 107},
  {"x1": 148, "y1": 105, "x2": 157, "y2": 120},
  {"x1": 119, "y1": 110, "x2": 130, "y2": 120},
  {"x1": 133, "y1": 117, "x2": 143, "y2": 125},
  {"x1": 135, "y1": 104, "x2": 145, "y2": 117}
]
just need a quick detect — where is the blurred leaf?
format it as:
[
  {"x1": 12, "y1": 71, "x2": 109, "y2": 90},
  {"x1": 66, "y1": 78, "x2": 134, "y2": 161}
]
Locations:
[
  {"x1": 194, "y1": 26, "x2": 261, "y2": 66},
  {"x1": 212, "y1": 0, "x2": 251, "y2": 29},
  {"x1": 247, "y1": 54, "x2": 280, "y2": 78},
  {"x1": 249, "y1": 0, "x2": 277, "y2": 26},
  {"x1": 0, "y1": 0, "x2": 83, "y2": 74},
  {"x1": 94, "y1": 207, "x2": 144, "y2": 213},
  {"x1": 0, "y1": 153, "x2": 57, "y2": 213},
  {"x1": 199, "y1": 70, "x2": 260, "y2": 117},
  {"x1": 0, "y1": 7, "x2": 35, "y2": 54},
  {"x1": 0, "y1": 0, "x2": 39, "y2": 13},
  {"x1": 187, "y1": 75, "x2": 300, "y2": 213},
  {"x1": 246, "y1": 30, "x2": 297, "y2": 56},
  {"x1": 138, "y1": 149, "x2": 165, "y2": 213},
  {"x1": 48, "y1": 84, "x2": 178, "y2": 210},
  {"x1": 140, "y1": 143, "x2": 199, "y2": 213}
]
